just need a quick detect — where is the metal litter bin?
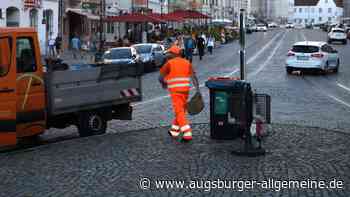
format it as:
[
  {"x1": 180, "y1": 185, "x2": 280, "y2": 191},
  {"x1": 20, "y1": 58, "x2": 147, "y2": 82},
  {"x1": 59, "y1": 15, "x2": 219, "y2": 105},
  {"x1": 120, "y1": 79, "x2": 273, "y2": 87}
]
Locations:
[{"x1": 205, "y1": 78, "x2": 253, "y2": 140}]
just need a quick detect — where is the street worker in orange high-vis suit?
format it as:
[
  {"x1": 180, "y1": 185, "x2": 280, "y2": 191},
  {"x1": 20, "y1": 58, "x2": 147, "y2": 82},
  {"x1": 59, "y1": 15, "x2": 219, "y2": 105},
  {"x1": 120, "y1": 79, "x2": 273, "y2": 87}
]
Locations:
[{"x1": 159, "y1": 45, "x2": 200, "y2": 142}]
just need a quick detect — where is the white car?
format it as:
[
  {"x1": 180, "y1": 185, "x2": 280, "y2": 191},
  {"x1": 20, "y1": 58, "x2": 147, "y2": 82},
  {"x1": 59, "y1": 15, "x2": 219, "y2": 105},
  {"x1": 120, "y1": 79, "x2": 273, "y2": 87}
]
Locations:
[
  {"x1": 328, "y1": 28, "x2": 347, "y2": 44},
  {"x1": 285, "y1": 23, "x2": 295, "y2": 29},
  {"x1": 268, "y1": 22, "x2": 278, "y2": 28},
  {"x1": 285, "y1": 41, "x2": 340, "y2": 74},
  {"x1": 256, "y1": 24, "x2": 267, "y2": 32}
]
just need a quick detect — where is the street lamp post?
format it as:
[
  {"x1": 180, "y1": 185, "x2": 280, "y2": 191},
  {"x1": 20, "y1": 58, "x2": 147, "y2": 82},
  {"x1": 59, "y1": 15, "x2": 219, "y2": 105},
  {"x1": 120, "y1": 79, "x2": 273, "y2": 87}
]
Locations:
[
  {"x1": 99, "y1": 0, "x2": 105, "y2": 52},
  {"x1": 239, "y1": 8, "x2": 246, "y2": 80}
]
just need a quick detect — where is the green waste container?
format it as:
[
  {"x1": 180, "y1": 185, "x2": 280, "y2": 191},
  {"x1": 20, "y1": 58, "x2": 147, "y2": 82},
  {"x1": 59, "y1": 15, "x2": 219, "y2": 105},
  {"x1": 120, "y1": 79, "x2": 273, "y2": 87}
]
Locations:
[{"x1": 206, "y1": 78, "x2": 253, "y2": 140}]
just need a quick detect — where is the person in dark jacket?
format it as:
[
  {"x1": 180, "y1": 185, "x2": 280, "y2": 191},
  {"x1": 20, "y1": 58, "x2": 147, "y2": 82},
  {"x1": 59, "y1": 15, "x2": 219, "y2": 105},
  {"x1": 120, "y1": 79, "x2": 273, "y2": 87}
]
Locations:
[
  {"x1": 55, "y1": 35, "x2": 62, "y2": 58},
  {"x1": 196, "y1": 35, "x2": 205, "y2": 60}
]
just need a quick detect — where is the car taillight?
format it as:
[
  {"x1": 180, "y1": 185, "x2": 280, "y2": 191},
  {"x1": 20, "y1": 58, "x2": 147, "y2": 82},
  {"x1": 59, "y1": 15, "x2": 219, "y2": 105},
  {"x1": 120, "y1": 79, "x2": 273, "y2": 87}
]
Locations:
[
  {"x1": 311, "y1": 53, "x2": 324, "y2": 58},
  {"x1": 287, "y1": 51, "x2": 295, "y2": 56}
]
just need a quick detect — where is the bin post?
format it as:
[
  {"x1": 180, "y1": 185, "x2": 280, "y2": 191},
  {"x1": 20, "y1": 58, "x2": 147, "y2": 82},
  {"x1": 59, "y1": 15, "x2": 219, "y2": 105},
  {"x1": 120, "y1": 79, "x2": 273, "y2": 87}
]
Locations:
[{"x1": 239, "y1": 9, "x2": 246, "y2": 80}]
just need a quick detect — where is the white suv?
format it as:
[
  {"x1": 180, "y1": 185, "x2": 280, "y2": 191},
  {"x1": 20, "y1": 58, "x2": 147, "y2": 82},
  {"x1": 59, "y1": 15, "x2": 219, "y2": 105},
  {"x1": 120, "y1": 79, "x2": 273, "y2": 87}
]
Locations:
[{"x1": 328, "y1": 28, "x2": 347, "y2": 44}]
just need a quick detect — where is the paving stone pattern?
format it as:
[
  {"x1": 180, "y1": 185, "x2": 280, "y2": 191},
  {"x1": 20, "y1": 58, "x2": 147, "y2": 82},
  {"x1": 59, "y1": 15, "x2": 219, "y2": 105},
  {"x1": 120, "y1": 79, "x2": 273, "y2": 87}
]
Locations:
[{"x1": 0, "y1": 124, "x2": 349, "y2": 196}]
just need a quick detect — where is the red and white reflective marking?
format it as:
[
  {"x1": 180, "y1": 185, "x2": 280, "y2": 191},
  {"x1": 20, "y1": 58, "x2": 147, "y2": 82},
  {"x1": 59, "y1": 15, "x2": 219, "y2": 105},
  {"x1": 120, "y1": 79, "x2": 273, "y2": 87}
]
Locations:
[{"x1": 121, "y1": 88, "x2": 140, "y2": 98}]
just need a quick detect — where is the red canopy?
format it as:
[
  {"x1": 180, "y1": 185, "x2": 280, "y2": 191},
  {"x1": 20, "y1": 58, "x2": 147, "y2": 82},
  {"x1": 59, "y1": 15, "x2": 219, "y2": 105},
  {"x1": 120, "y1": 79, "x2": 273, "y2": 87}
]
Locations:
[
  {"x1": 106, "y1": 13, "x2": 164, "y2": 23},
  {"x1": 169, "y1": 10, "x2": 211, "y2": 19},
  {"x1": 148, "y1": 13, "x2": 184, "y2": 22}
]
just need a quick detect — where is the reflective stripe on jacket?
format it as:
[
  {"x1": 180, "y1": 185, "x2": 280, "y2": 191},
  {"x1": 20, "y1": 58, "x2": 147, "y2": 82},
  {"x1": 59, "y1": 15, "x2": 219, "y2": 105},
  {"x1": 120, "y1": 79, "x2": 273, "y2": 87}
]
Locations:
[{"x1": 160, "y1": 57, "x2": 193, "y2": 93}]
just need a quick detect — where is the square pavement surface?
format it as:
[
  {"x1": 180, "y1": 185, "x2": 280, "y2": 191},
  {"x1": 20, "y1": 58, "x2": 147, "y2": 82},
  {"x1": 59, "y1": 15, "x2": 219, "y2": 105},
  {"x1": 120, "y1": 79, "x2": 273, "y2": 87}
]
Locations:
[{"x1": 0, "y1": 124, "x2": 349, "y2": 196}]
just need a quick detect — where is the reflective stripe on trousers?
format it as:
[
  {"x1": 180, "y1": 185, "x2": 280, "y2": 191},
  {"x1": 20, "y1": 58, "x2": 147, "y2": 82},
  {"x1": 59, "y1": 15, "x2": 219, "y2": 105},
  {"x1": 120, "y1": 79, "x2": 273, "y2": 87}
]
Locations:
[{"x1": 170, "y1": 92, "x2": 191, "y2": 133}]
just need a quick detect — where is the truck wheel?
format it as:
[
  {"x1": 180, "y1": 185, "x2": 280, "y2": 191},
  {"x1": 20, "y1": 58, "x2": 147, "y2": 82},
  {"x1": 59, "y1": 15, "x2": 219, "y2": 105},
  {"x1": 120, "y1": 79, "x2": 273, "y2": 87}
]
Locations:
[{"x1": 78, "y1": 112, "x2": 107, "y2": 137}]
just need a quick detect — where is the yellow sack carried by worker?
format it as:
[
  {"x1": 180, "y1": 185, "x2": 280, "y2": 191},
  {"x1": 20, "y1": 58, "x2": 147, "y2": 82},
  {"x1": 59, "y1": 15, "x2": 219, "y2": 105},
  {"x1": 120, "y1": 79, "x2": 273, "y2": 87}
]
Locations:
[{"x1": 187, "y1": 91, "x2": 204, "y2": 116}]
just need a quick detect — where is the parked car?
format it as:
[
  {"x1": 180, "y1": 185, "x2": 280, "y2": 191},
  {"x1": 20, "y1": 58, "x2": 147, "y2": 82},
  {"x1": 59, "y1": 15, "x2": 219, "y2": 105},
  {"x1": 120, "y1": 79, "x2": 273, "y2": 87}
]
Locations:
[
  {"x1": 285, "y1": 41, "x2": 339, "y2": 74},
  {"x1": 328, "y1": 28, "x2": 347, "y2": 44},
  {"x1": 132, "y1": 43, "x2": 166, "y2": 71},
  {"x1": 246, "y1": 24, "x2": 254, "y2": 34},
  {"x1": 268, "y1": 22, "x2": 278, "y2": 28},
  {"x1": 285, "y1": 23, "x2": 295, "y2": 29},
  {"x1": 103, "y1": 47, "x2": 140, "y2": 66},
  {"x1": 256, "y1": 24, "x2": 267, "y2": 32}
]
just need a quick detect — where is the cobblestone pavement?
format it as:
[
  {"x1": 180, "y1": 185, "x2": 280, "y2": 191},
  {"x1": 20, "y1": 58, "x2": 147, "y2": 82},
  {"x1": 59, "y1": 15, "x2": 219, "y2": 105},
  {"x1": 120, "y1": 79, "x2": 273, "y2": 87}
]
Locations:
[{"x1": 0, "y1": 124, "x2": 349, "y2": 196}]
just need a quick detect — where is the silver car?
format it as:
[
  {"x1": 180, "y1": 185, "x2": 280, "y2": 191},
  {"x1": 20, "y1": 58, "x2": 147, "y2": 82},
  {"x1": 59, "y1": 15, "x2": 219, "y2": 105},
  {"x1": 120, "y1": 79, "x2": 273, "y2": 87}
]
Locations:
[
  {"x1": 103, "y1": 47, "x2": 140, "y2": 65},
  {"x1": 285, "y1": 41, "x2": 340, "y2": 74},
  {"x1": 132, "y1": 43, "x2": 166, "y2": 71}
]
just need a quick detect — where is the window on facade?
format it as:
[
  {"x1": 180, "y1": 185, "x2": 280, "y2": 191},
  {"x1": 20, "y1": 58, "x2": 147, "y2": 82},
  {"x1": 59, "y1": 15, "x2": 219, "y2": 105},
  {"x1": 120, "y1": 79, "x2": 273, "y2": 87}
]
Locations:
[
  {"x1": 328, "y1": 8, "x2": 332, "y2": 13},
  {"x1": 328, "y1": 17, "x2": 332, "y2": 21},
  {"x1": 305, "y1": 19, "x2": 308, "y2": 23},
  {"x1": 106, "y1": 22, "x2": 114, "y2": 34},
  {"x1": 319, "y1": 17, "x2": 322, "y2": 21},
  {"x1": 325, "y1": 0, "x2": 328, "y2": 3},
  {"x1": 294, "y1": 8, "x2": 297, "y2": 13},
  {"x1": 6, "y1": 7, "x2": 20, "y2": 27},
  {"x1": 16, "y1": 37, "x2": 37, "y2": 73},
  {"x1": 311, "y1": 8, "x2": 315, "y2": 13},
  {"x1": 30, "y1": 9, "x2": 38, "y2": 30},
  {"x1": 311, "y1": 19, "x2": 315, "y2": 23},
  {"x1": 319, "y1": 8, "x2": 322, "y2": 13},
  {"x1": 299, "y1": 8, "x2": 302, "y2": 13},
  {"x1": 0, "y1": 37, "x2": 11, "y2": 77},
  {"x1": 44, "y1": 10, "x2": 54, "y2": 35}
]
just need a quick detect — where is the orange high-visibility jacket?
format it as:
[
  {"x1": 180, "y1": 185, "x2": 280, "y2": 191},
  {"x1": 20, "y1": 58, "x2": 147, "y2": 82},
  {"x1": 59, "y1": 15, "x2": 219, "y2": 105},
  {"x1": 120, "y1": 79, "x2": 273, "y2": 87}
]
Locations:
[{"x1": 160, "y1": 57, "x2": 194, "y2": 93}]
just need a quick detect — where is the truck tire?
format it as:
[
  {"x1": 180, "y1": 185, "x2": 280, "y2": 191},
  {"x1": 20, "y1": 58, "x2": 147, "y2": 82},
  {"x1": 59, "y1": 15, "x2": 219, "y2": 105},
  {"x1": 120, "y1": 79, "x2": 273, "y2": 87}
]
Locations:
[{"x1": 78, "y1": 112, "x2": 107, "y2": 137}]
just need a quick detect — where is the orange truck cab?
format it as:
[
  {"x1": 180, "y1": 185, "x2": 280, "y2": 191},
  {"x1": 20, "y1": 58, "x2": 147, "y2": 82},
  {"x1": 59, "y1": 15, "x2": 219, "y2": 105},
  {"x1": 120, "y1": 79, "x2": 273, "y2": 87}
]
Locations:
[{"x1": 0, "y1": 28, "x2": 142, "y2": 148}]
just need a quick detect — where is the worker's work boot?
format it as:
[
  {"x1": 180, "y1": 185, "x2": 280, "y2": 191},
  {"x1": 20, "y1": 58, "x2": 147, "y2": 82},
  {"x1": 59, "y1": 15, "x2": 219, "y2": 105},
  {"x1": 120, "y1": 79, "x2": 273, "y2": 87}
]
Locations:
[
  {"x1": 168, "y1": 125, "x2": 180, "y2": 138},
  {"x1": 180, "y1": 125, "x2": 192, "y2": 142},
  {"x1": 182, "y1": 131, "x2": 192, "y2": 142}
]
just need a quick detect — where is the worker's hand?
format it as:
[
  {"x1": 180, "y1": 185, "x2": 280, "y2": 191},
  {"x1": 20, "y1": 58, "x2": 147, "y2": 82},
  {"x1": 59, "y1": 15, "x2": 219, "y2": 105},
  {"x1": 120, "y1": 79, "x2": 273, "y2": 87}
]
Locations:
[
  {"x1": 161, "y1": 82, "x2": 167, "y2": 89},
  {"x1": 159, "y1": 75, "x2": 167, "y2": 89}
]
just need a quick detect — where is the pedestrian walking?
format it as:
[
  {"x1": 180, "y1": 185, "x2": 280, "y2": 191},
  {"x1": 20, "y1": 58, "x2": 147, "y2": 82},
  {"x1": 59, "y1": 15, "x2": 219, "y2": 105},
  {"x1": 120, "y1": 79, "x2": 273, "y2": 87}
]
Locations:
[
  {"x1": 196, "y1": 35, "x2": 205, "y2": 60},
  {"x1": 184, "y1": 34, "x2": 195, "y2": 63},
  {"x1": 207, "y1": 35, "x2": 215, "y2": 55},
  {"x1": 48, "y1": 34, "x2": 56, "y2": 57},
  {"x1": 71, "y1": 34, "x2": 81, "y2": 59},
  {"x1": 159, "y1": 45, "x2": 200, "y2": 142},
  {"x1": 55, "y1": 34, "x2": 62, "y2": 58}
]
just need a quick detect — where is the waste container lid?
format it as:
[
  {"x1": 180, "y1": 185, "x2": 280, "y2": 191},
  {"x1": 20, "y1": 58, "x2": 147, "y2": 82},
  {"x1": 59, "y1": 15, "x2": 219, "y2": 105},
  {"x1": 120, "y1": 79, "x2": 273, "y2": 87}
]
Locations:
[{"x1": 205, "y1": 78, "x2": 251, "y2": 91}]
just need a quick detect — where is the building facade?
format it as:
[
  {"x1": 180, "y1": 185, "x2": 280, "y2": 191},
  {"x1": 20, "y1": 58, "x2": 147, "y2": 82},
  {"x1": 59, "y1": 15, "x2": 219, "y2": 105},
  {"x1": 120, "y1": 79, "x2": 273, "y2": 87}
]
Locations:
[
  {"x1": 0, "y1": 0, "x2": 58, "y2": 54},
  {"x1": 293, "y1": 0, "x2": 343, "y2": 25},
  {"x1": 344, "y1": 0, "x2": 350, "y2": 17}
]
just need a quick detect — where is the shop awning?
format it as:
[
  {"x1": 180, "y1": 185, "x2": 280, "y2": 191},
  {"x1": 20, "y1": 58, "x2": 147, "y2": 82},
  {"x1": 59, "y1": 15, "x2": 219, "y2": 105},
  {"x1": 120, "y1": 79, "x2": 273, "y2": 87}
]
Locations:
[
  {"x1": 106, "y1": 13, "x2": 164, "y2": 23},
  {"x1": 169, "y1": 10, "x2": 211, "y2": 19},
  {"x1": 66, "y1": 8, "x2": 100, "y2": 20},
  {"x1": 148, "y1": 13, "x2": 184, "y2": 22}
]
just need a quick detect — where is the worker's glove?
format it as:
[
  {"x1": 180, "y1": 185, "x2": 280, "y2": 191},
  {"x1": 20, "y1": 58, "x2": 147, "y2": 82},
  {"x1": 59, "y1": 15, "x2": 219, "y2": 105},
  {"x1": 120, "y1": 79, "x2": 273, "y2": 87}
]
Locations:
[{"x1": 161, "y1": 82, "x2": 167, "y2": 89}]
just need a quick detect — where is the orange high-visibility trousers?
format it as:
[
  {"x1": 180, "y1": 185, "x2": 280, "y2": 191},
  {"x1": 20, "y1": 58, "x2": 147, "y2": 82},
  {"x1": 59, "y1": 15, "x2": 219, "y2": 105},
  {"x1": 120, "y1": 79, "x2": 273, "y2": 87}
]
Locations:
[{"x1": 170, "y1": 92, "x2": 192, "y2": 134}]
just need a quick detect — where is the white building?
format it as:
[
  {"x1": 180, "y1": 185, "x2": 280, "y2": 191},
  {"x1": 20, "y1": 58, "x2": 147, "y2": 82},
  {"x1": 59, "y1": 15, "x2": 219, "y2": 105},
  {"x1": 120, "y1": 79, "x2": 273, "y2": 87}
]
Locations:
[
  {"x1": 267, "y1": 0, "x2": 289, "y2": 22},
  {"x1": 293, "y1": 0, "x2": 344, "y2": 25},
  {"x1": 0, "y1": 0, "x2": 59, "y2": 54},
  {"x1": 288, "y1": 0, "x2": 295, "y2": 22}
]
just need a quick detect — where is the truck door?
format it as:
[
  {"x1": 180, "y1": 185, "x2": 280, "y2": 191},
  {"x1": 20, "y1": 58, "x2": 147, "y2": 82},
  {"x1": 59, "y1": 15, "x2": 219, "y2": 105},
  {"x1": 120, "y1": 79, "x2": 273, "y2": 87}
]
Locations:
[
  {"x1": 15, "y1": 35, "x2": 46, "y2": 138},
  {"x1": 0, "y1": 36, "x2": 17, "y2": 146}
]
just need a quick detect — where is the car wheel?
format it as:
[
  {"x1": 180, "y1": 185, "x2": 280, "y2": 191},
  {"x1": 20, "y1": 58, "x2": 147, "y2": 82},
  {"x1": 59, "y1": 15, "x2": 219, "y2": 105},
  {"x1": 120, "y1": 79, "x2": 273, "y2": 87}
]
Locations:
[
  {"x1": 344, "y1": 40, "x2": 347, "y2": 45},
  {"x1": 286, "y1": 67, "x2": 293, "y2": 74},
  {"x1": 327, "y1": 39, "x2": 332, "y2": 44},
  {"x1": 78, "y1": 111, "x2": 107, "y2": 137}
]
